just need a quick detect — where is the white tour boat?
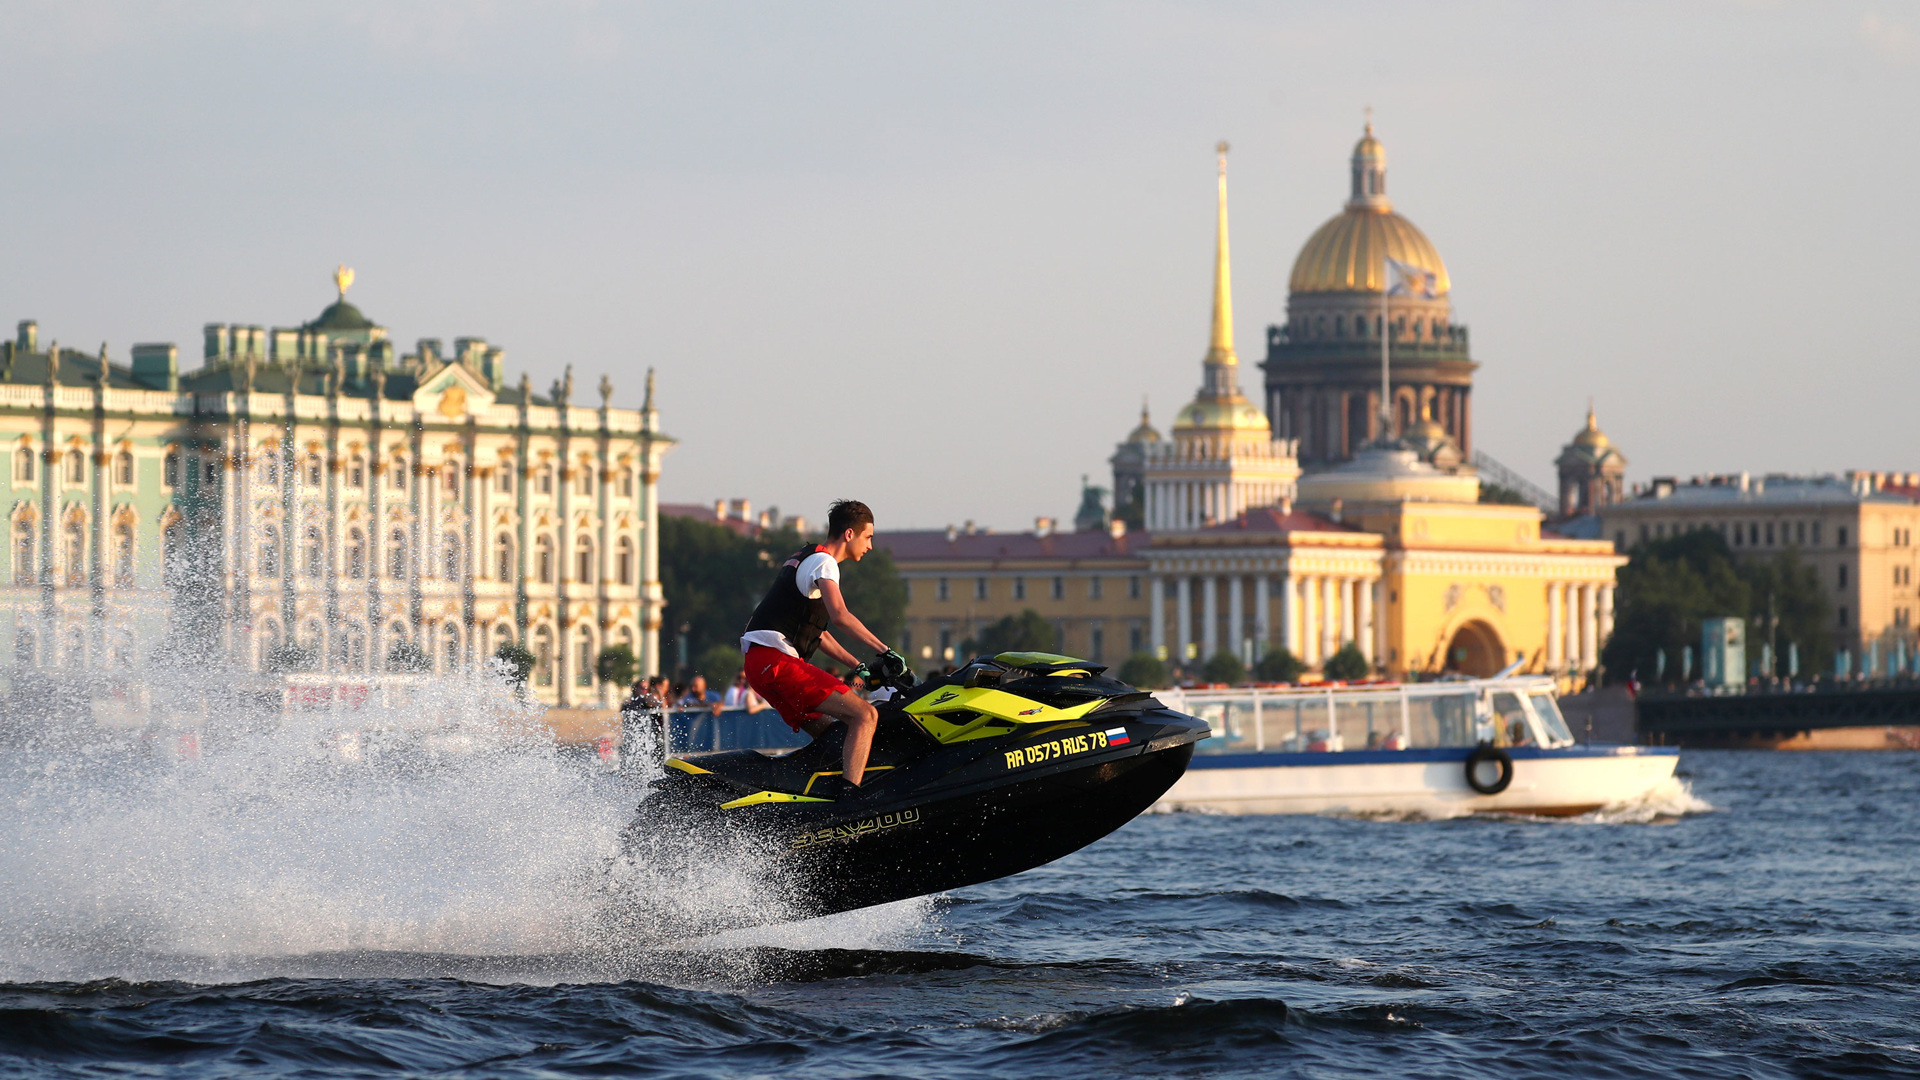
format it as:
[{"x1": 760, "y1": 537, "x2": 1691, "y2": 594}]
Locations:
[{"x1": 1155, "y1": 665, "x2": 1679, "y2": 817}]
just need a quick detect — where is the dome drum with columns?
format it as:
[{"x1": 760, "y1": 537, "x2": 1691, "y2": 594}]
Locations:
[{"x1": 1261, "y1": 124, "x2": 1478, "y2": 467}]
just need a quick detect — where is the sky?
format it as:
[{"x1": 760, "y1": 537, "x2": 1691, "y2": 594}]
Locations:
[{"x1": 1, "y1": 1, "x2": 1916, "y2": 530}]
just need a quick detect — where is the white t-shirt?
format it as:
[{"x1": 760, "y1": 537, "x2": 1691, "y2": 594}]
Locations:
[{"x1": 740, "y1": 551, "x2": 840, "y2": 656}]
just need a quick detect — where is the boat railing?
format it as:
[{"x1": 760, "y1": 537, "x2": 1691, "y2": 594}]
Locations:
[{"x1": 1157, "y1": 676, "x2": 1568, "y2": 755}]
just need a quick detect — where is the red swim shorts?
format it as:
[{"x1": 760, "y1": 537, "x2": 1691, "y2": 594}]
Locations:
[{"x1": 743, "y1": 645, "x2": 849, "y2": 731}]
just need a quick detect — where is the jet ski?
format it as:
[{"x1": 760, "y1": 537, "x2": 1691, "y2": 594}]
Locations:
[{"x1": 619, "y1": 651, "x2": 1208, "y2": 925}]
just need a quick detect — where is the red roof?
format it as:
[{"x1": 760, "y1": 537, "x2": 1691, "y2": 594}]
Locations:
[
  {"x1": 660, "y1": 503, "x2": 764, "y2": 538},
  {"x1": 878, "y1": 529, "x2": 1148, "y2": 562}
]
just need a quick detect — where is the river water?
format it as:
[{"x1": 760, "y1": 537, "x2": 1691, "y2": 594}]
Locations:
[{"x1": 2, "y1": 738, "x2": 1916, "y2": 1079}]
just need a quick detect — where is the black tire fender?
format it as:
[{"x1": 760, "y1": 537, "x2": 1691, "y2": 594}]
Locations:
[{"x1": 1464, "y1": 744, "x2": 1514, "y2": 795}]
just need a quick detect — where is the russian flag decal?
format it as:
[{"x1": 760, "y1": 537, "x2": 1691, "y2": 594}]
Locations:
[{"x1": 1103, "y1": 726, "x2": 1131, "y2": 746}]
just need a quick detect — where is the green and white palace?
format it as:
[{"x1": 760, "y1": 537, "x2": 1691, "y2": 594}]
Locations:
[{"x1": 1, "y1": 271, "x2": 673, "y2": 705}]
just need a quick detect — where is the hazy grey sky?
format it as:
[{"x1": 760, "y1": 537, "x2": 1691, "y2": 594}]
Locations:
[{"x1": 3, "y1": 1, "x2": 1916, "y2": 529}]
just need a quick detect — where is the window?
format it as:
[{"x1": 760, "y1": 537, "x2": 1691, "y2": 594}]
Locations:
[
  {"x1": 1797, "y1": 521, "x2": 1807, "y2": 545},
  {"x1": 1813, "y1": 521, "x2": 1823, "y2": 545},
  {"x1": 64, "y1": 517, "x2": 85, "y2": 586},
  {"x1": 1090, "y1": 626, "x2": 1104, "y2": 661},
  {"x1": 576, "y1": 463, "x2": 593, "y2": 497},
  {"x1": 14, "y1": 446, "x2": 34, "y2": 483},
  {"x1": 263, "y1": 453, "x2": 279, "y2": 488},
  {"x1": 303, "y1": 527, "x2": 323, "y2": 577},
  {"x1": 388, "y1": 528, "x2": 408, "y2": 579},
  {"x1": 1839, "y1": 606, "x2": 1849, "y2": 629},
  {"x1": 204, "y1": 458, "x2": 218, "y2": 485},
  {"x1": 1089, "y1": 577, "x2": 1103, "y2": 600},
  {"x1": 442, "y1": 624, "x2": 462, "y2": 672},
  {"x1": 444, "y1": 462, "x2": 462, "y2": 501},
  {"x1": 391, "y1": 457, "x2": 408, "y2": 491},
  {"x1": 442, "y1": 535, "x2": 462, "y2": 580},
  {"x1": 616, "y1": 536, "x2": 634, "y2": 586},
  {"x1": 496, "y1": 462, "x2": 515, "y2": 494},
  {"x1": 259, "y1": 524, "x2": 279, "y2": 577},
  {"x1": 936, "y1": 577, "x2": 950, "y2": 601},
  {"x1": 1765, "y1": 522, "x2": 1774, "y2": 546},
  {"x1": 575, "y1": 535, "x2": 594, "y2": 583},
  {"x1": 1129, "y1": 624, "x2": 1144, "y2": 653},
  {"x1": 533, "y1": 626, "x2": 555, "y2": 686},
  {"x1": 1013, "y1": 577, "x2": 1026, "y2": 600},
  {"x1": 1838, "y1": 526, "x2": 1849, "y2": 546},
  {"x1": 577, "y1": 636, "x2": 594, "y2": 686},
  {"x1": 1839, "y1": 565, "x2": 1849, "y2": 588},
  {"x1": 1050, "y1": 576, "x2": 1064, "y2": 600},
  {"x1": 113, "y1": 522, "x2": 133, "y2": 587},
  {"x1": 535, "y1": 534, "x2": 554, "y2": 584},
  {"x1": 346, "y1": 529, "x2": 366, "y2": 579},
  {"x1": 65, "y1": 450, "x2": 84, "y2": 485},
  {"x1": 162, "y1": 520, "x2": 184, "y2": 586},
  {"x1": 115, "y1": 451, "x2": 133, "y2": 486},
  {"x1": 538, "y1": 464, "x2": 553, "y2": 495},
  {"x1": 13, "y1": 517, "x2": 34, "y2": 584},
  {"x1": 348, "y1": 457, "x2": 365, "y2": 488},
  {"x1": 496, "y1": 533, "x2": 515, "y2": 581},
  {"x1": 1129, "y1": 576, "x2": 1141, "y2": 600},
  {"x1": 974, "y1": 577, "x2": 988, "y2": 601},
  {"x1": 619, "y1": 469, "x2": 634, "y2": 498},
  {"x1": 306, "y1": 455, "x2": 323, "y2": 487}
]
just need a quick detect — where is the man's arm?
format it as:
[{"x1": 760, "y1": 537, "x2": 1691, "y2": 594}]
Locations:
[
  {"x1": 817, "y1": 579, "x2": 887, "y2": 654},
  {"x1": 813, "y1": 630, "x2": 862, "y2": 670}
]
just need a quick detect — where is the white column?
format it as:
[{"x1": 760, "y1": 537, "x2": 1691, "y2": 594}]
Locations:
[
  {"x1": 1565, "y1": 584, "x2": 1582, "y2": 674},
  {"x1": 1597, "y1": 584, "x2": 1616, "y2": 652},
  {"x1": 1175, "y1": 575, "x2": 1192, "y2": 665},
  {"x1": 1358, "y1": 578, "x2": 1374, "y2": 663},
  {"x1": 1547, "y1": 582, "x2": 1564, "y2": 671},
  {"x1": 1299, "y1": 576, "x2": 1315, "y2": 665},
  {"x1": 1150, "y1": 573, "x2": 1166, "y2": 659},
  {"x1": 1579, "y1": 583, "x2": 1599, "y2": 672},
  {"x1": 1320, "y1": 575, "x2": 1337, "y2": 663},
  {"x1": 1201, "y1": 574, "x2": 1219, "y2": 660},
  {"x1": 1254, "y1": 574, "x2": 1271, "y2": 649},
  {"x1": 1373, "y1": 579, "x2": 1388, "y2": 669},
  {"x1": 1340, "y1": 577, "x2": 1357, "y2": 646},
  {"x1": 1229, "y1": 574, "x2": 1246, "y2": 661},
  {"x1": 1280, "y1": 574, "x2": 1298, "y2": 655}
]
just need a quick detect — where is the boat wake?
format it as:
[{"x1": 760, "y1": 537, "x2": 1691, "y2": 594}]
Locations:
[{"x1": 1579, "y1": 774, "x2": 1715, "y2": 824}]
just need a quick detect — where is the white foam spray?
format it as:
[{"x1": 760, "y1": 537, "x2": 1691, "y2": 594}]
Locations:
[{"x1": 0, "y1": 665, "x2": 929, "y2": 985}]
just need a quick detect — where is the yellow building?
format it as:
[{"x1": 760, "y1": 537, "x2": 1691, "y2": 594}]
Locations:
[
  {"x1": 890, "y1": 131, "x2": 1624, "y2": 682},
  {"x1": 1598, "y1": 471, "x2": 1920, "y2": 657}
]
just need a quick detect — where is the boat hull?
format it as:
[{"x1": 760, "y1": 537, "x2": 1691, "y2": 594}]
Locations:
[{"x1": 1157, "y1": 744, "x2": 1679, "y2": 817}]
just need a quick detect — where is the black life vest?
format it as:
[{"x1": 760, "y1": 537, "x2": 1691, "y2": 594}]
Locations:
[{"x1": 744, "y1": 545, "x2": 833, "y2": 660}]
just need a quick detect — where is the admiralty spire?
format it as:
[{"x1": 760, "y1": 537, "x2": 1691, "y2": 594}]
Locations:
[{"x1": 1133, "y1": 143, "x2": 1299, "y2": 533}]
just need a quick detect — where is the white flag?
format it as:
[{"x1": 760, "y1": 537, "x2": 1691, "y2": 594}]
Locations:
[{"x1": 1385, "y1": 257, "x2": 1439, "y2": 298}]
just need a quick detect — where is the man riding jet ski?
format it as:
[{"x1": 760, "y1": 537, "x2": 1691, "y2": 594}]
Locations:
[{"x1": 624, "y1": 651, "x2": 1209, "y2": 924}]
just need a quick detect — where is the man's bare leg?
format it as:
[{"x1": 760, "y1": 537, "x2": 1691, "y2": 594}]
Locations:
[{"x1": 812, "y1": 689, "x2": 879, "y2": 785}]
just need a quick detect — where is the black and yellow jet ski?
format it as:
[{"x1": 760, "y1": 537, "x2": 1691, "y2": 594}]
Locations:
[{"x1": 621, "y1": 652, "x2": 1208, "y2": 923}]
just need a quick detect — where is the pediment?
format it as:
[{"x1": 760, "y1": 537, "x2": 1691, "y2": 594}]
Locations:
[{"x1": 413, "y1": 362, "x2": 496, "y2": 420}]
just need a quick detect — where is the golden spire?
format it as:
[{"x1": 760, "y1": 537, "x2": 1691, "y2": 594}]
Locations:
[
  {"x1": 333, "y1": 265, "x2": 354, "y2": 298},
  {"x1": 1207, "y1": 140, "x2": 1235, "y2": 367}
]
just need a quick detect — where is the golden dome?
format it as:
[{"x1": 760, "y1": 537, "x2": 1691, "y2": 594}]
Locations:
[
  {"x1": 1173, "y1": 396, "x2": 1271, "y2": 434},
  {"x1": 1572, "y1": 406, "x2": 1610, "y2": 449},
  {"x1": 1126, "y1": 400, "x2": 1163, "y2": 444},
  {"x1": 1289, "y1": 208, "x2": 1450, "y2": 295}
]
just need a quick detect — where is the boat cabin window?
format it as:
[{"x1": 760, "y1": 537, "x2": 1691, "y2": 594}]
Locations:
[
  {"x1": 1528, "y1": 693, "x2": 1575, "y2": 746},
  {"x1": 1489, "y1": 692, "x2": 1531, "y2": 747}
]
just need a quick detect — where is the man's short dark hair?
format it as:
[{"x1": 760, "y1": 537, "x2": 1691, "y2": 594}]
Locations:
[{"x1": 827, "y1": 499, "x2": 874, "y2": 539}]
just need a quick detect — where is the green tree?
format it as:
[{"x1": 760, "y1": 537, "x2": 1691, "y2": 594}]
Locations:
[
  {"x1": 596, "y1": 644, "x2": 638, "y2": 690},
  {"x1": 1741, "y1": 549, "x2": 1834, "y2": 677},
  {"x1": 693, "y1": 643, "x2": 744, "y2": 687},
  {"x1": 1201, "y1": 650, "x2": 1245, "y2": 686},
  {"x1": 964, "y1": 609, "x2": 1055, "y2": 658},
  {"x1": 1601, "y1": 530, "x2": 1755, "y2": 685},
  {"x1": 840, "y1": 544, "x2": 908, "y2": 647},
  {"x1": 1323, "y1": 642, "x2": 1371, "y2": 682},
  {"x1": 387, "y1": 640, "x2": 430, "y2": 673},
  {"x1": 658, "y1": 515, "x2": 802, "y2": 678},
  {"x1": 1117, "y1": 652, "x2": 1168, "y2": 689},
  {"x1": 263, "y1": 642, "x2": 316, "y2": 674},
  {"x1": 1254, "y1": 646, "x2": 1305, "y2": 683},
  {"x1": 493, "y1": 642, "x2": 535, "y2": 684},
  {"x1": 1479, "y1": 484, "x2": 1534, "y2": 506}
]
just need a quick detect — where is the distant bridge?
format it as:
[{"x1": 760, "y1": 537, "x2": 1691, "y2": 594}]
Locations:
[{"x1": 1637, "y1": 685, "x2": 1920, "y2": 748}]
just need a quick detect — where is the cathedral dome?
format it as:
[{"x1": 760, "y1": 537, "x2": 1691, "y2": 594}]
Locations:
[
  {"x1": 1571, "y1": 407, "x2": 1611, "y2": 450},
  {"x1": 1126, "y1": 402, "x2": 1163, "y2": 444},
  {"x1": 1288, "y1": 124, "x2": 1450, "y2": 295}
]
